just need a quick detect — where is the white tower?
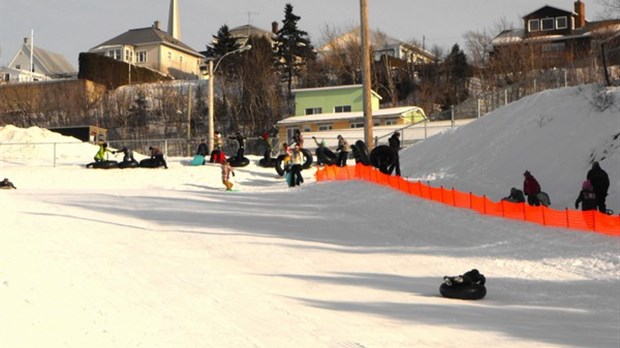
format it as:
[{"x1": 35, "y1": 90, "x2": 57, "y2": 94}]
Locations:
[{"x1": 168, "y1": 0, "x2": 181, "y2": 39}]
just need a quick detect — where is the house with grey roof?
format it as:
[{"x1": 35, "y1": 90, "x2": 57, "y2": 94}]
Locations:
[
  {"x1": 1, "y1": 37, "x2": 77, "y2": 83},
  {"x1": 88, "y1": 21, "x2": 205, "y2": 80}
]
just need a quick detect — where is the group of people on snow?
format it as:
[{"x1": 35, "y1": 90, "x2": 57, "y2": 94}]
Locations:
[{"x1": 502, "y1": 161, "x2": 610, "y2": 213}]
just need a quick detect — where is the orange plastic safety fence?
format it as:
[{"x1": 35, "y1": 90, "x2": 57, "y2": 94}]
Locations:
[{"x1": 314, "y1": 163, "x2": 620, "y2": 236}]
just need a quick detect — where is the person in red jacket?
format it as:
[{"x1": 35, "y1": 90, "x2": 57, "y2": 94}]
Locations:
[{"x1": 523, "y1": 170, "x2": 541, "y2": 206}]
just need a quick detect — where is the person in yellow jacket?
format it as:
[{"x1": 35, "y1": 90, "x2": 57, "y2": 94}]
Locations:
[{"x1": 94, "y1": 142, "x2": 112, "y2": 162}]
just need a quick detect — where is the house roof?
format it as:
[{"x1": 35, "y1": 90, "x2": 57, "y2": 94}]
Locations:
[
  {"x1": 291, "y1": 84, "x2": 383, "y2": 100},
  {"x1": 91, "y1": 26, "x2": 203, "y2": 58},
  {"x1": 523, "y1": 5, "x2": 574, "y2": 19},
  {"x1": 276, "y1": 106, "x2": 425, "y2": 125},
  {"x1": 9, "y1": 42, "x2": 76, "y2": 76}
]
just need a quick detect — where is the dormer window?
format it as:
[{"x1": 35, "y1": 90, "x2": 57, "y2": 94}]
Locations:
[
  {"x1": 528, "y1": 19, "x2": 540, "y2": 32},
  {"x1": 541, "y1": 18, "x2": 554, "y2": 31},
  {"x1": 556, "y1": 16, "x2": 568, "y2": 29}
]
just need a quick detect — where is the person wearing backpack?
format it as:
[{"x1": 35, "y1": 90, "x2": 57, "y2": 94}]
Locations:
[
  {"x1": 575, "y1": 180, "x2": 597, "y2": 211},
  {"x1": 523, "y1": 170, "x2": 541, "y2": 206}
]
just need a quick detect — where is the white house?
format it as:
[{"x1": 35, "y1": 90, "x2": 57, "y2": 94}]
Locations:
[{"x1": 1, "y1": 37, "x2": 77, "y2": 83}]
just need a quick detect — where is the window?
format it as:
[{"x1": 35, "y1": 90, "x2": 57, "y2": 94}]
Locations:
[
  {"x1": 305, "y1": 107, "x2": 322, "y2": 115},
  {"x1": 384, "y1": 119, "x2": 398, "y2": 126},
  {"x1": 556, "y1": 16, "x2": 567, "y2": 29},
  {"x1": 107, "y1": 49, "x2": 122, "y2": 60},
  {"x1": 15, "y1": 64, "x2": 21, "y2": 70},
  {"x1": 350, "y1": 122, "x2": 364, "y2": 128},
  {"x1": 318, "y1": 123, "x2": 332, "y2": 131},
  {"x1": 528, "y1": 19, "x2": 540, "y2": 32},
  {"x1": 334, "y1": 105, "x2": 352, "y2": 113},
  {"x1": 137, "y1": 51, "x2": 147, "y2": 63},
  {"x1": 125, "y1": 49, "x2": 133, "y2": 62},
  {"x1": 541, "y1": 18, "x2": 554, "y2": 31},
  {"x1": 168, "y1": 52, "x2": 172, "y2": 60},
  {"x1": 303, "y1": 126, "x2": 311, "y2": 132},
  {"x1": 542, "y1": 42, "x2": 565, "y2": 52},
  {"x1": 3, "y1": 73, "x2": 9, "y2": 81}
]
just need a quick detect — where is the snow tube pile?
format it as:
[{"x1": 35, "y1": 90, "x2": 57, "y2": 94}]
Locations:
[
  {"x1": 86, "y1": 160, "x2": 119, "y2": 169},
  {"x1": 316, "y1": 147, "x2": 337, "y2": 165},
  {"x1": 139, "y1": 158, "x2": 165, "y2": 168},
  {"x1": 439, "y1": 269, "x2": 487, "y2": 300},
  {"x1": 351, "y1": 140, "x2": 371, "y2": 165},
  {"x1": 118, "y1": 160, "x2": 139, "y2": 169},
  {"x1": 228, "y1": 156, "x2": 250, "y2": 167},
  {"x1": 369, "y1": 145, "x2": 395, "y2": 174}
]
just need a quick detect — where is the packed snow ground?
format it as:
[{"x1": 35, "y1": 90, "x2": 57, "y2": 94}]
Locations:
[{"x1": 1, "y1": 84, "x2": 619, "y2": 347}]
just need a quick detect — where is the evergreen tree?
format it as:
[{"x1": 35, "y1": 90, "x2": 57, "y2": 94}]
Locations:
[
  {"x1": 205, "y1": 25, "x2": 241, "y2": 79},
  {"x1": 442, "y1": 44, "x2": 472, "y2": 108},
  {"x1": 274, "y1": 3, "x2": 316, "y2": 103}
]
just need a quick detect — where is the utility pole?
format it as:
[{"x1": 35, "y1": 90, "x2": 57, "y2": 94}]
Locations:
[{"x1": 359, "y1": 0, "x2": 374, "y2": 149}]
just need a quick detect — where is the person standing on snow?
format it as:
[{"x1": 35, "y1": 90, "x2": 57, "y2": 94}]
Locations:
[
  {"x1": 113, "y1": 146, "x2": 137, "y2": 163},
  {"x1": 575, "y1": 180, "x2": 597, "y2": 211},
  {"x1": 387, "y1": 131, "x2": 401, "y2": 176},
  {"x1": 587, "y1": 161, "x2": 610, "y2": 213},
  {"x1": 523, "y1": 170, "x2": 541, "y2": 206},
  {"x1": 292, "y1": 129, "x2": 304, "y2": 148},
  {"x1": 336, "y1": 135, "x2": 349, "y2": 167},
  {"x1": 221, "y1": 159, "x2": 235, "y2": 191},
  {"x1": 290, "y1": 143, "x2": 304, "y2": 186},
  {"x1": 229, "y1": 132, "x2": 246, "y2": 160}
]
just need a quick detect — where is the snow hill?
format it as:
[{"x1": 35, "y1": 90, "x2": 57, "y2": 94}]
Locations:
[
  {"x1": 401, "y1": 84, "x2": 619, "y2": 212},
  {"x1": 0, "y1": 84, "x2": 619, "y2": 348}
]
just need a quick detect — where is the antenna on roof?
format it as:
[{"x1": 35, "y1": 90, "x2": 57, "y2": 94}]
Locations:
[{"x1": 244, "y1": 10, "x2": 259, "y2": 25}]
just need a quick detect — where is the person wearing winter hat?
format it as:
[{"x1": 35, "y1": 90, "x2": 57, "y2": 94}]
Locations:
[{"x1": 575, "y1": 180, "x2": 597, "y2": 211}]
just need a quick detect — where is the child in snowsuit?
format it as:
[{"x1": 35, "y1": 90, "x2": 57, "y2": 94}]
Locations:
[
  {"x1": 290, "y1": 143, "x2": 304, "y2": 186},
  {"x1": 221, "y1": 160, "x2": 235, "y2": 191},
  {"x1": 575, "y1": 180, "x2": 597, "y2": 211}
]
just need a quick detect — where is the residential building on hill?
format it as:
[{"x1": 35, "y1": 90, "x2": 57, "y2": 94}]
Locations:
[
  {"x1": 318, "y1": 27, "x2": 436, "y2": 65},
  {"x1": 88, "y1": 21, "x2": 204, "y2": 80},
  {"x1": 488, "y1": 0, "x2": 620, "y2": 68},
  {"x1": 0, "y1": 37, "x2": 77, "y2": 83}
]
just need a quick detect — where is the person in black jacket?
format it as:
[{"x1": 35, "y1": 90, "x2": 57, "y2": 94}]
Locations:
[
  {"x1": 113, "y1": 146, "x2": 136, "y2": 163},
  {"x1": 387, "y1": 132, "x2": 401, "y2": 176},
  {"x1": 575, "y1": 180, "x2": 597, "y2": 211},
  {"x1": 195, "y1": 139, "x2": 208, "y2": 157},
  {"x1": 229, "y1": 132, "x2": 246, "y2": 159},
  {"x1": 587, "y1": 161, "x2": 610, "y2": 213}
]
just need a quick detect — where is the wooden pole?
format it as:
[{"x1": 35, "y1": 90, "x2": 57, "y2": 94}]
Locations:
[{"x1": 360, "y1": 0, "x2": 374, "y2": 149}]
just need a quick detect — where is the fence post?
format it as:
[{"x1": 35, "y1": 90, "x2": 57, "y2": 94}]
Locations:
[
  {"x1": 483, "y1": 195, "x2": 487, "y2": 214},
  {"x1": 452, "y1": 188, "x2": 456, "y2": 207},
  {"x1": 565, "y1": 208, "x2": 570, "y2": 229},
  {"x1": 450, "y1": 105, "x2": 455, "y2": 128},
  {"x1": 504, "y1": 90, "x2": 508, "y2": 105},
  {"x1": 53, "y1": 143, "x2": 57, "y2": 167},
  {"x1": 477, "y1": 98, "x2": 481, "y2": 118},
  {"x1": 424, "y1": 120, "x2": 428, "y2": 139}
]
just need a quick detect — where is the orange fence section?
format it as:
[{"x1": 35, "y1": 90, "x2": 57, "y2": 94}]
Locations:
[{"x1": 315, "y1": 164, "x2": 620, "y2": 236}]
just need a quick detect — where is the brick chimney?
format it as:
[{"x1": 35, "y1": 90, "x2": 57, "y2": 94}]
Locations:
[
  {"x1": 272, "y1": 21, "x2": 279, "y2": 34},
  {"x1": 153, "y1": 20, "x2": 161, "y2": 30},
  {"x1": 574, "y1": 0, "x2": 586, "y2": 29}
]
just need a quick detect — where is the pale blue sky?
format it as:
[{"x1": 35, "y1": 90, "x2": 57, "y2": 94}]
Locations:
[{"x1": 0, "y1": 0, "x2": 610, "y2": 68}]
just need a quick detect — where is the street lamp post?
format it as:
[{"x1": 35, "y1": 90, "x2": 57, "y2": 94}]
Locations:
[{"x1": 207, "y1": 45, "x2": 252, "y2": 153}]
